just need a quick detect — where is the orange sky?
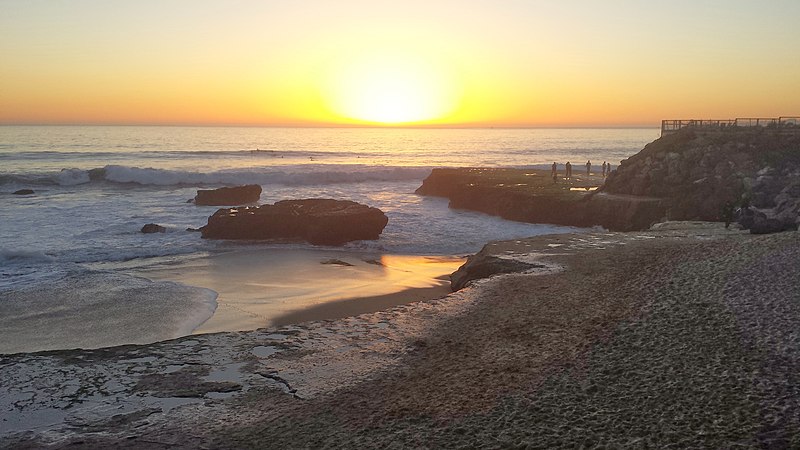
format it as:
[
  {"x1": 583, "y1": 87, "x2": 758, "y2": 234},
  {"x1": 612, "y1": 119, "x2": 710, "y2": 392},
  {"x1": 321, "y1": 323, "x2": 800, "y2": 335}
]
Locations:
[{"x1": 2, "y1": 1, "x2": 799, "y2": 127}]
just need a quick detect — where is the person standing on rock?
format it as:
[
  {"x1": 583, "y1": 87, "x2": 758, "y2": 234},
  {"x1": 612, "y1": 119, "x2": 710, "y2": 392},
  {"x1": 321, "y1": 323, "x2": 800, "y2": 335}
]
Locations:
[
  {"x1": 586, "y1": 160, "x2": 591, "y2": 176},
  {"x1": 601, "y1": 161, "x2": 607, "y2": 177},
  {"x1": 565, "y1": 161, "x2": 572, "y2": 179},
  {"x1": 551, "y1": 162, "x2": 558, "y2": 183}
]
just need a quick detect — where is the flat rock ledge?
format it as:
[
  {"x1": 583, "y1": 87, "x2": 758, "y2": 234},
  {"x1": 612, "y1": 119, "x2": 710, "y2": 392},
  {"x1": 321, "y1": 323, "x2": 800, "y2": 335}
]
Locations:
[
  {"x1": 200, "y1": 198, "x2": 389, "y2": 246},
  {"x1": 416, "y1": 168, "x2": 666, "y2": 231}
]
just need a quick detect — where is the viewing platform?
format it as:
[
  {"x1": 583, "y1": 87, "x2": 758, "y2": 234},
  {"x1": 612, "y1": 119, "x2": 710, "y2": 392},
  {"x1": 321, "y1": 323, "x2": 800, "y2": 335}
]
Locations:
[{"x1": 661, "y1": 116, "x2": 800, "y2": 136}]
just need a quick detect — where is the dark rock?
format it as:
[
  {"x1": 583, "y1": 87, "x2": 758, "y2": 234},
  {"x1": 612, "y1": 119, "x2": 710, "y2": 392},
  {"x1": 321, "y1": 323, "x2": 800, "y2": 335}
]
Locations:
[
  {"x1": 736, "y1": 206, "x2": 798, "y2": 234},
  {"x1": 451, "y1": 254, "x2": 544, "y2": 291},
  {"x1": 416, "y1": 168, "x2": 666, "y2": 232},
  {"x1": 586, "y1": 193, "x2": 666, "y2": 231},
  {"x1": 13, "y1": 189, "x2": 34, "y2": 195},
  {"x1": 186, "y1": 227, "x2": 201, "y2": 232},
  {"x1": 602, "y1": 128, "x2": 800, "y2": 222},
  {"x1": 200, "y1": 199, "x2": 388, "y2": 246},
  {"x1": 320, "y1": 259, "x2": 355, "y2": 266},
  {"x1": 141, "y1": 223, "x2": 166, "y2": 233},
  {"x1": 735, "y1": 207, "x2": 761, "y2": 230},
  {"x1": 416, "y1": 130, "x2": 800, "y2": 232},
  {"x1": 749, "y1": 216, "x2": 793, "y2": 234},
  {"x1": 135, "y1": 367, "x2": 241, "y2": 398},
  {"x1": 194, "y1": 184, "x2": 262, "y2": 206}
]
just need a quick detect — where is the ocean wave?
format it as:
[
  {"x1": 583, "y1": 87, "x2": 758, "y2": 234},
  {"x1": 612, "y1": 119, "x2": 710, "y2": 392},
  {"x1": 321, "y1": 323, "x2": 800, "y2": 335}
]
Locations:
[
  {"x1": 2, "y1": 164, "x2": 434, "y2": 189},
  {"x1": 56, "y1": 168, "x2": 91, "y2": 185},
  {"x1": 0, "y1": 249, "x2": 56, "y2": 265},
  {"x1": 0, "y1": 148, "x2": 353, "y2": 161}
]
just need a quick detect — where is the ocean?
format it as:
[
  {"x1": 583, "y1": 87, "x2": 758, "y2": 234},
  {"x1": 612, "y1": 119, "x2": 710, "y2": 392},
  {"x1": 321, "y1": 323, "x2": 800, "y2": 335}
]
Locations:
[{"x1": 0, "y1": 126, "x2": 659, "y2": 353}]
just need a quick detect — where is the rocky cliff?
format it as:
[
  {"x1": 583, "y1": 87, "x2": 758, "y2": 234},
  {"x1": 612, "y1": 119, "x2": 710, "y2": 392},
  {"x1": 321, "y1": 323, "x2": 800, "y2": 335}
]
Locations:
[
  {"x1": 416, "y1": 129, "x2": 800, "y2": 232},
  {"x1": 602, "y1": 128, "x2": 800, "y2": 231}
]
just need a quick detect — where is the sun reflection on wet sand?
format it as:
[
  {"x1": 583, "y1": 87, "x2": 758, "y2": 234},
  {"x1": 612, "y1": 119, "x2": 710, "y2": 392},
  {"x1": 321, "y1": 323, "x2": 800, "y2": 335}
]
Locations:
[{"x1": 132, "y1": 249, "x2": 464, "y2": 334}]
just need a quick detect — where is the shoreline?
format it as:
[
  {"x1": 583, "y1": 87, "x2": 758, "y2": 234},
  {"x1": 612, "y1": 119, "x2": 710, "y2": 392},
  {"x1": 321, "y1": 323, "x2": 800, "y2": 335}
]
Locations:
[
  {"x1": 3, "y1": 223, "x2": 799, "y2": 447},
  {"x1": 130, "y1": 248, "x2": 464, "y2": 335},
  {"x1": 268, "y1": 278, "x2": 452, "y2": 328}
]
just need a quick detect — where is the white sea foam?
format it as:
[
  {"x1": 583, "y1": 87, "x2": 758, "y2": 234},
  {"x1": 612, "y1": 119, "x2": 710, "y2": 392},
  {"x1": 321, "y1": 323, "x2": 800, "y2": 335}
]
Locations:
[
  {"x1": 88, "y1": 164, "x2": 433, "y2": 187},
  {"x1": 55, "y1": 168, "x2": 90, "y2": 185},
  {"x1": 0, "y1": 249, "x2": 56, "y2": 264},
  {"x1": 0, "y1": 269, "x2": 218, "y2": 354},
  {"x1": 3, "y1": 164, "x2": 436, "y2": 188}
]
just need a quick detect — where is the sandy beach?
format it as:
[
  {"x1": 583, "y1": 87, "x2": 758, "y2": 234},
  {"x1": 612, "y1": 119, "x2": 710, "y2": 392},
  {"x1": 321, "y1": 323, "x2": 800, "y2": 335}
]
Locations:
[
  {"x1": 130, "y1": 249, "x2": 463, "y2": 334},
  {"x1": 2, "y1": 223, "x2": 799, "y2": 448}
]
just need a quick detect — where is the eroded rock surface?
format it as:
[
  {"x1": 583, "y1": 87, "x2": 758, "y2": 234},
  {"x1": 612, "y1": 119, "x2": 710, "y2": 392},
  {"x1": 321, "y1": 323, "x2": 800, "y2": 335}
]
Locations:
[
  {"x1": 416, "y1": 168, "x2": 666, "y2": 231},
  {"x1": 194, "y1": 184, "x2": 262, "y2": 206},
  {"x1": 451, "y1": 255, "x2": 545, "y2": 291},
  {"x1": 603, "y1": 129, "x2": 800, "y2": 231},
  {"x1": 417, "y1": 129, "x2": 800, "y2": 232},
  {"x1": 201, "y1": 198, "x2": 389, "y2": 245}
]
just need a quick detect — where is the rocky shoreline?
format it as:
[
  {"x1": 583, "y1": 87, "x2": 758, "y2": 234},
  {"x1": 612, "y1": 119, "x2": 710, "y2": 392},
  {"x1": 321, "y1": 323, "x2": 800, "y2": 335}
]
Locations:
[
  {"x1": 3, "y1": 223, "x2": 799, "y2": 448},
  {"x1": 415, "y1": 167, "x2": 669, "y2": 231},
  {"x1": 416, "y1": 129, "x2": 800, "y2": 232}
]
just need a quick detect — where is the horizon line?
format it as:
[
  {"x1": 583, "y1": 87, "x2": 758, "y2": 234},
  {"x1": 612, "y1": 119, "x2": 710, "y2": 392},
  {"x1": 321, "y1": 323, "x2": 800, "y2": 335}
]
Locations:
[{"x1": 0, "y1": 121, "x2": 661, "y2": 129}]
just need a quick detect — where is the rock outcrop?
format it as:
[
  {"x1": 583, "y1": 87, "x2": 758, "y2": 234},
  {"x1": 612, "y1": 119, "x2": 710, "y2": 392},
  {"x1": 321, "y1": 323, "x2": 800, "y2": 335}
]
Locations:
[
  {"x1": 12, "y1": 189, "x2": 34, "y2": 195},
  {"x1": 141, "y1": 223, "x2": 166, "y2": 233},
  {"x1": 450, "y1": 255, "x2": 544, "y2": 291},
  {"x1": 200, "y1": 199, "x2": 389, "y2": 246},
  {"x1": 603, "y1": 128, "x2": 800, "y2": 231},
  {"x1": 194, "y1": 185, "x2": 262, "y2": 206},
  {"x1": 416, "y1": 168, "x2": 666, "y2": 231},
  {"x1": 416, "y1": 129, "x2": 800, "y2": 233}
]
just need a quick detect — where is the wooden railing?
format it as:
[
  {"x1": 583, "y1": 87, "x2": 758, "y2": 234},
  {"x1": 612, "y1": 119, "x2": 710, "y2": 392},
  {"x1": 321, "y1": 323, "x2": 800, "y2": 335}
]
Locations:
[{"x1": 661, "y1": 117, "x2": 800, "y2": 135}]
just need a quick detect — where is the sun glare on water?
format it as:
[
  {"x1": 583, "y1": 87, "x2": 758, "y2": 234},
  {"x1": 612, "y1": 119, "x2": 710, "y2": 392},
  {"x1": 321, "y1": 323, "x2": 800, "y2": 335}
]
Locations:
[{"x1": 324, "y1": 53, "x2": 460, "y2": 125}]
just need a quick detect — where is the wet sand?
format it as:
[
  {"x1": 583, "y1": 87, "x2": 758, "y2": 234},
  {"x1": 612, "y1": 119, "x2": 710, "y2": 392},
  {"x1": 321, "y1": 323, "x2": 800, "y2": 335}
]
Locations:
[
  {"x1": 131, "y1": 249, "x2": 464, "y2": 334},
  {"x1": 269, "y1": 280, "x2": 451, "y2": 327},
  {"x1": 3, "y1": 223, "x2": 800, "y2": 448}
]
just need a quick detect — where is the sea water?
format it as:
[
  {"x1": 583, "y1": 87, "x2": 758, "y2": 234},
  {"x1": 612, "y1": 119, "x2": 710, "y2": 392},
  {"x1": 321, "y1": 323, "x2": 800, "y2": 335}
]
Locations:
[{"x1": 0, "y1": 126, "x2": 659, "y2": 353}]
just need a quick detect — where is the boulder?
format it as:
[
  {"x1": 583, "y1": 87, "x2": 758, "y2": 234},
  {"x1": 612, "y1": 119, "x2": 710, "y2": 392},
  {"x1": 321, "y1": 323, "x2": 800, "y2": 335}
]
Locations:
[
  {"x1": 13, "y1": 189, "x2": 34, "y2": 195},
  {"x1": 735, "y1": 207, "x2": 759, "y2": 230},
  {"x1": 200, "y1": 199, "x2": 389, "y2": 246},
  {"x1": 141, "y1": 223, "x2": 166, "y2": 233},
  {"x1": 735, "y1": 206, "x2": 798, "y2": 234},
  {"x1": 194, "y1": 185, "x2": 262, "y2": 206},
  {"x1": 749, "y1": 216, "x2": 797, "y2": 234}
]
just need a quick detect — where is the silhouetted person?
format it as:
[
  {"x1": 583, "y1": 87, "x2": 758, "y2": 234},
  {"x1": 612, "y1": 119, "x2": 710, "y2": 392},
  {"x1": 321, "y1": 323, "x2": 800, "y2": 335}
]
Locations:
[
  {"x1": 601, "y1": 161, "x2": 607, "y2": 177},
  {"x1": 551, "y1": 162, "x2": 557, "y2": 183},
  {"x1": 565, "y1": 161, "x2": 572, "y2": 179},
  {"x1": 721, "y1": 202, "x2": 734, "y2": 229},
  {"x1": 586, "y1": 160, "x2": 591, "y2": 175}
]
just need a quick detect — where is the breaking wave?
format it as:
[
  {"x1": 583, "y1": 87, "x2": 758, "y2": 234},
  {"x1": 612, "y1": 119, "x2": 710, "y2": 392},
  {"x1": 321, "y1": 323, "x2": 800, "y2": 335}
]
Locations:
[{"x1": 1, "y1": 164, "x2": 434, "y2": 189}]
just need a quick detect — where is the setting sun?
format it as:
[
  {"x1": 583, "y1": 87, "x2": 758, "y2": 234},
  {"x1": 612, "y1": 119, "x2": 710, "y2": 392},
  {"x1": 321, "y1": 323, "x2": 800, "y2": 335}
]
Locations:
[{"x1": 323, "y1": 53, "x2": 461, "y2": 125}]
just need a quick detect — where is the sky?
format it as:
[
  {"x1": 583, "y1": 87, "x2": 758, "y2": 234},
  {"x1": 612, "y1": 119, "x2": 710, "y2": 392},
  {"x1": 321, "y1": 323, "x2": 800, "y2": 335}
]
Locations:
[{"x1": 1, "y1": 0, "x2": 799, "y2": 127}]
